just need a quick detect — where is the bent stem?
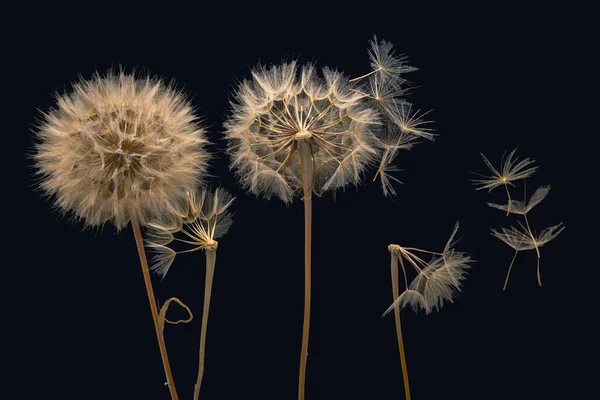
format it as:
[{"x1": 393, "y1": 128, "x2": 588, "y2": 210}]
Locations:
[
  {"x1": 193, "y1": 248, "x2": 217, "y2": 399},
  {"x1": 298, "y1": 142, "x2": 313, "y2": 400},
  {"x1": 131, "y1": 213, "x2": 179, "y2": 400},
  {"x1": 390, "y1": 252, "x2": 411, "y2": 400}
]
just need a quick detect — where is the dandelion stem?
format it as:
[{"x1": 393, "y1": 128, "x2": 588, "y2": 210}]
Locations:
[
  {"x1": 522, "y1": 213, "x2": 542, "y2": 286},
  {"x1": 503, "y1": 183, "x2": 512, "y2": 215},
  {"x1": 536, "y1": 256, "x2": 542, "y2": 287},
  {"x1": 390, "y1": 251, "x2": 411, "y2": 400},
  {"x1": 503, "y1": 250, "x2": 519, "y2": 291},
  {"x1": 298, "y1": 142, "x2": 313, "y2": 400},
  {"x1": 131, "y1": 214, "x2": 179, "y2": 400},
  {"x1": 193, "y1": 248, "x2": 217, "y2": 400}
]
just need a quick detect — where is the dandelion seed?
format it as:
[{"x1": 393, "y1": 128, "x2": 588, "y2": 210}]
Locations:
[
  {"x1": 472, "y1": 149, "x2": 538, "y2": 192},
  {"x1": 350, "y1": 36, "x2": 417, "y2": 84},
  {"x1": 472, "y1": 149, "x2": 537, "y2": 215},
  {"x1": 353, "y1": 37, "x2": 434, "y2": 197},
  {"x1": 492, "y1": 223, "x2": 564, "y2": 289},
  {"x1": 487, "y1": 185, "x2": 551, "y2": 215}
]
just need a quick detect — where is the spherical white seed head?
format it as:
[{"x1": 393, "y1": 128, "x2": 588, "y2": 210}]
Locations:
[{"x1": 34, "y1": 71, "x2": 210, "y2": 229}]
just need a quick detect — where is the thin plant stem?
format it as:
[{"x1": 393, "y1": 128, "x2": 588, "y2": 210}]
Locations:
[
  {"x1": 522, "y1": 213, "x2": 542, "y2": 286},
  {"x1": 131, "y1": 213, "x2": 179, "y2": 400},
  {"x1": 503, "y1": 250, "x2": 519, "y2": 291},
  {"x1": 536, "y1": 256, "x2": 541, "y2": 287},
  {"x1": 503, "y1": 182, "x2": 512, "y2": 215},
  {"x1": 193, "y1": 248, "x2": 217, "y2": 399},
  {"x1": 390, "y1": 252, "x2": 411, "y2": 400},
  {"x1": 348, "y1": 68, "x2": 381, "y2": 82},
  {"x1": 298, "y1": 142, "x2": 313, "y2": 400}
]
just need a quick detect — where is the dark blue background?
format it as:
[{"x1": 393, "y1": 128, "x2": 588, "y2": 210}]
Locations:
[{"x1": 11, "y1": 4, "x2": 588, "y2": 399}]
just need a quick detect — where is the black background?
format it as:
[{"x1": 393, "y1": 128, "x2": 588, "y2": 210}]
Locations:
[{"x1": 10, "y1": 4, "x2": 590, "y2": 400}]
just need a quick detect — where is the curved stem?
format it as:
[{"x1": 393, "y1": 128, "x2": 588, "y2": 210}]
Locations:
[
  {"x1": 390, "y1": 253, "x2": 411, "y2": 400},
  {"x1": 298, "y1": 142, "x2": 313, "y2": 400},
  {"x1": 503, "y1": 250, "x2": 519, "y2": 291},
  {"x1": 131, "y1": 214, "x2": 179, "y2": 400},
  {"x1": 193, "y1": 249, "x2": 217, "y2": 399}
]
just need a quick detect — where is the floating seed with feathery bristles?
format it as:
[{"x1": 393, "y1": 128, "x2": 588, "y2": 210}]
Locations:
[{"x1": 473, "y1": 150, "x2": 564, "y2": 289}]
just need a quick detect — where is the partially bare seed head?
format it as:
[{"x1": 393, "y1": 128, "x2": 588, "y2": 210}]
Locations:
[{"x1": 224, "y1": 62, "x2": 378, "y2": 202}]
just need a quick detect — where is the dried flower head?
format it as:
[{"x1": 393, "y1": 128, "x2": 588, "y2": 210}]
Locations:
[
  {"x1": 472, "y1": 149, "x2": 538, "y2": 192},
  {"x1": 385, "y1": 222, "x2": 473, "y2": 315},
  {"x1": 34, "y1": 70, "x2": 209, "y2": 229},
  {"x1": 224, "y1": 61, "x2": 379, "y2": 202},
  {"x1": 146, "y1": 188, "x2": 234, "y2": 277}
]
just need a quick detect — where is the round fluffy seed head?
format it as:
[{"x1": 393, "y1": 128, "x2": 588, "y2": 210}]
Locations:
[
  {"x1": 34, "y1": 71, "x2": 209, "y2": 229},
  {"x1": 224, "y1": 62, "x2": 378, "y2": 202}
]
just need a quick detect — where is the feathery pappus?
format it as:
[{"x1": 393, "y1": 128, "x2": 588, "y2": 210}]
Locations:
[
  {"x1": 224, "y1": 37, "x2": 433, "y2": 202},
  {"x1": 146, "y1": 188, "x2": 234, "y2": 278},
  {"x1": 34, "y1": 70, "x2": 209, "y2": 229},
  {"x1": 385, "y1": 222, "x2": 473, "y2": 315}
]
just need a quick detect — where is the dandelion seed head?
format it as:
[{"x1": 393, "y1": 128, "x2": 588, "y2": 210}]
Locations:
[
  {"x1": 386, "y1": 222, "x2": 473, "y2": 315},
  {"x1": 146, "y1": 188, "x2": 234, "y2": 277},
  {"x1": 225, "y1": 61, "x2": 378, "y2": 202},
  {"x1": 34, "y1": 70, "x2": 209, "y2": 229}
]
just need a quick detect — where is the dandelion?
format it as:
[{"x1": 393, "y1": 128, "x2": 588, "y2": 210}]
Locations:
[
  {"x1": 224, "y1": 37, "x2": 429, "y2": 399},
  {"x1": 33, "y1": 70, "x2": 209, "y2": 399},
  {"x1": 146, "y1": 188, "x2": 234, "y2": 399},
  {"x1": 384, "y1": 222, "x2": 473, "y2": 400},
  {"x1": 224, "y1": 60, "x2": 379, "y2": 400}
]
